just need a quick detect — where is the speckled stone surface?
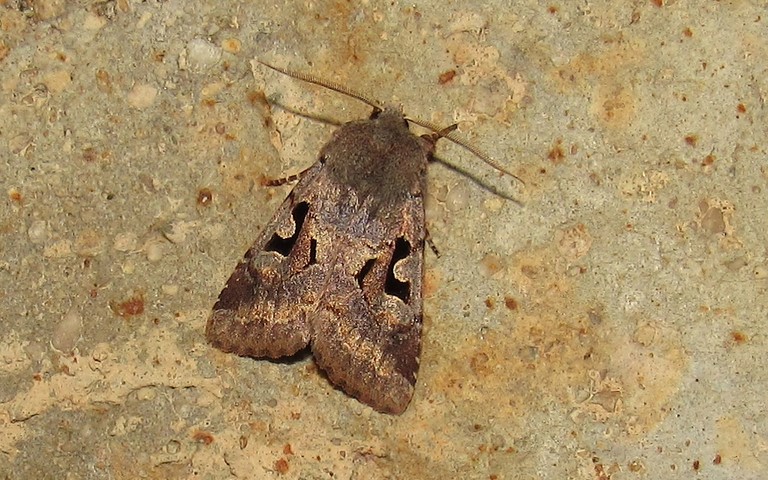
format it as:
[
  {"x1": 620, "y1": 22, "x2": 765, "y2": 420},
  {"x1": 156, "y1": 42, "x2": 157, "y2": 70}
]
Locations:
[{"x1": 1, "y1": 1, "x2": 766, "y2": 478}]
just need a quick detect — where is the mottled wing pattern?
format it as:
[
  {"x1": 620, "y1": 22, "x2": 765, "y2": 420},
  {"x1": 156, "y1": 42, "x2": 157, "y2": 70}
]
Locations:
[
  {"x1": 206, "y1": 109, "x2": 431, "y2": 413},
  {"x1": 309, "y1": 182, "x2": 425, "y2": 414},
  {"x1": 205, "y1": 161, "x2": 328, "y2": 358}
]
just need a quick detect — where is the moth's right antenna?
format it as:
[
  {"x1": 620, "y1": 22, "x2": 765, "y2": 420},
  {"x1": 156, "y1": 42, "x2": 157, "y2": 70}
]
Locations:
[{"x1": 409, "y1": 117, "x2": 525, "y2": 185}]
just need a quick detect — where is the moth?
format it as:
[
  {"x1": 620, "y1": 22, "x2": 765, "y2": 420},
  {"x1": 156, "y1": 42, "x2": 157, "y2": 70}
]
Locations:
[{"x1": 206, "y1": 61, "x2": 519, "y2": 414}]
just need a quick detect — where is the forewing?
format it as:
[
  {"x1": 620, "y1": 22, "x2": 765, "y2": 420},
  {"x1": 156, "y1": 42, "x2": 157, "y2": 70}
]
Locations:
[
  {"x1": 310, "y1": 191, "x2": 425, "y2": 414},
  {"x1": 205, "y1": 162, "x2": 329, "y2": 359}
]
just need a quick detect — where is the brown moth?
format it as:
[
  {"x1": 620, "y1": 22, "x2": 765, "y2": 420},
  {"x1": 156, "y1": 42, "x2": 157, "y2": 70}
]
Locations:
[{"x1": 206, "y1": 61, "x2": 517, "y2": 414}]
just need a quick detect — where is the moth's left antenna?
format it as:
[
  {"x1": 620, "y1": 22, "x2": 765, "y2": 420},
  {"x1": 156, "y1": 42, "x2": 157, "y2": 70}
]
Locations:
[{"x1": 256, "y1": 60, "x2": 384, "y2": 113}]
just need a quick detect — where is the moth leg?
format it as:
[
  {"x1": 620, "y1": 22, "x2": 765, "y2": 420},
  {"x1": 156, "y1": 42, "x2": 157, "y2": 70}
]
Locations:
[
  {"x1": 420, "y1": 123, "x2": 458, "y2": 146},
  {"x1": 261, "y1": 164, "x2": 316, "y2": 187},
  {"x1": 425, "y1": 227, "x2": 439, "y2": 257}
]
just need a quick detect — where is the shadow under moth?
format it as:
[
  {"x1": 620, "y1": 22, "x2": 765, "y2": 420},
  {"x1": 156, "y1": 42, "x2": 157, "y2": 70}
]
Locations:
[{"x1": 206, "y1": 61, "x2": 519, "y2": 414}]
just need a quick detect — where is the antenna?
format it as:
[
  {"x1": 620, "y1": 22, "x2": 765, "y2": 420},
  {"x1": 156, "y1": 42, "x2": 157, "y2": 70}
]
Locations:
[
  {"x1": 256, "y1": 59, "x2": 524, "y2": 185},
  {"x1": 257, "y1": 60, "x2": 384, "y2": 113}
]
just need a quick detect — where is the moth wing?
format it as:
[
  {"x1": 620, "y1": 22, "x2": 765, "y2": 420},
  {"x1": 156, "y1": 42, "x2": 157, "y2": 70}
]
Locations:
[
  {"x1": 207, "y1": 111, "x2": 429, "y2": 414},
  {"x1": 310, "y1": 192, "x2": 425, "y2": 414},
  {"x1": 206, "y1": 162, "x2": 330, "y2": 359}
]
